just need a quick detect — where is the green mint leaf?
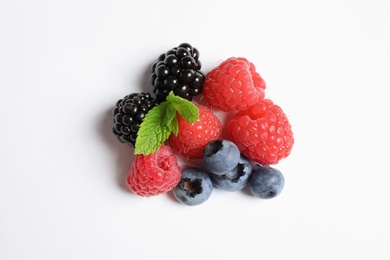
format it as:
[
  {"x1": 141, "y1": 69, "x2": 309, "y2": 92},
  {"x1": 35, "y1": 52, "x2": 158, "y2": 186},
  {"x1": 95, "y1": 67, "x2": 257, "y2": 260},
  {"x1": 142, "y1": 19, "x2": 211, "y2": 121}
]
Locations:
[
  {"x1": 166, "y1": 91, "x2": 199, "y2": 123},
  {"x1": 169, "y1": 116, "x2": 178, "y2": 136},
  {"x1": 162, "y1": 102, "x2": 176, "y2": 127},
  {"x1": 134, "y1": 101, "x2": 172, "y2": 155}
]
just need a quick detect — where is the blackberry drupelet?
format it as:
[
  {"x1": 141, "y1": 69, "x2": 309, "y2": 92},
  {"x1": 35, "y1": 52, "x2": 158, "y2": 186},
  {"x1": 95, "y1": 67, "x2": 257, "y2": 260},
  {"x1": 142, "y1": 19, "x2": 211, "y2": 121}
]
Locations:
[
  {"x1": 151, "y1": 42, "x2": 205, "y2": 102},
  {"x1": 112, "y1": 92, "x2": 158, "y2": 147}
]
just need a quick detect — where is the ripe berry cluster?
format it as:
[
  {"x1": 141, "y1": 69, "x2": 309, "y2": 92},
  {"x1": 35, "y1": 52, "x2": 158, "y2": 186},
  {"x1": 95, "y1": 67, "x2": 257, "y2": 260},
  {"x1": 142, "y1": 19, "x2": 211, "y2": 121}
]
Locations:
[
  {"x1": 174, "y1": 140, "x2": 285, "y2": 206},
  {"x1": 111, "y1": 43, "x2": 294, "y2": 206}
]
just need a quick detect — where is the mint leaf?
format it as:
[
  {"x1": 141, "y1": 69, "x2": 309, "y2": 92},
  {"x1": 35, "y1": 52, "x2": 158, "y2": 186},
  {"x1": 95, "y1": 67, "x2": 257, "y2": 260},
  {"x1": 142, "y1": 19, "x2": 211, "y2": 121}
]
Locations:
[
  {"x1": 168, "y1": 116, "x2": 178, "y2": 136},
  {"x1": 162, "y1": 102, "x2": 176, "y2": 127},
  {"x1": 166, "y1": 91, "x2": 199, "y2": 123},
  {"x1": 134, "y1": 102, "x2": 172, "y2": 155},
  {"x1": 134, "y1": 92, "x2": 199, "y2": 155}
]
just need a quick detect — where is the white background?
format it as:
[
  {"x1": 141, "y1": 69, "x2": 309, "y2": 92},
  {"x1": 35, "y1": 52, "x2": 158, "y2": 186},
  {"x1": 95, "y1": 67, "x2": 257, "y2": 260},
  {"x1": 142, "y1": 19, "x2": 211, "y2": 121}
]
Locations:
[{"x1": 1, "y1": 0, "x2": 390, "y2": 259}]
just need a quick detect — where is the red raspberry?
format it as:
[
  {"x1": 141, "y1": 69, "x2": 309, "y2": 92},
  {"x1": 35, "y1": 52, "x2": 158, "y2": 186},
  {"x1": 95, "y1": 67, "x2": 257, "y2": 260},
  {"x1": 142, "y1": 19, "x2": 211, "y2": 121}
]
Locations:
[
  {"x1": 169, "y1": 104, "x2": 222, "y2": 159},
  {"x1": 203, "y1": 57, "x2": 266, "y2": 111},
  {"x1": 227, "y1": 99, "x2": 294, "y2": 165},
  {"x1": 127, "y1": 144, "x2": 181, "y2": 196}
]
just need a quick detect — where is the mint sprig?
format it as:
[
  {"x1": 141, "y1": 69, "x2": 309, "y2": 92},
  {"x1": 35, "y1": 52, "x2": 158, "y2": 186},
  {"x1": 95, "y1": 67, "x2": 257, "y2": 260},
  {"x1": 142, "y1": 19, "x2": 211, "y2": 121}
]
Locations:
[
  {"x1": 134, "y1": 92, "x2": 199, "y2": 155},
  {"x1": 166, "y1": 92, "x2": 199, "y2": 123}
]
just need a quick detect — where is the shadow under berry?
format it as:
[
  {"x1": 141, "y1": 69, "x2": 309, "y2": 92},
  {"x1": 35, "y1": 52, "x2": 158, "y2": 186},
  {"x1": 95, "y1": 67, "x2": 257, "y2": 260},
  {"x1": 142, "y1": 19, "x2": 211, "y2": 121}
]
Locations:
[{"x1": 98, "y1": 105, "x2": 136, "y2": 194}]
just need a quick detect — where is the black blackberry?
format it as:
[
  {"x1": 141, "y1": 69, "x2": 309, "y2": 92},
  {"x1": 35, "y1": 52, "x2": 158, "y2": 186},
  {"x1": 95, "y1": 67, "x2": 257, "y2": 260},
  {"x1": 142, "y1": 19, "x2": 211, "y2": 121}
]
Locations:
[
  {"x1": 112, "y1": 92, "x2": 158, "y2": 147},
  {"x1": 151, "y1": 42, "x2": 205, "y2": 102}
]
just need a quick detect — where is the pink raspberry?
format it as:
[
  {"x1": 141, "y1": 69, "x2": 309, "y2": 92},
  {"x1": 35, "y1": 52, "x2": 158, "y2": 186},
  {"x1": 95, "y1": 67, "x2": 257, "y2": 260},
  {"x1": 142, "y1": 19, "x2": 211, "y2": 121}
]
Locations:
[
  {"x1": 127, "y1": 144, "x2": 181, "y2": 196},
  {"x1": 227, "y1": 99, "x2": 294, "y2": 165},
  {"x1": 203, "y1": 57, "x2": 266, "y2": 111}
]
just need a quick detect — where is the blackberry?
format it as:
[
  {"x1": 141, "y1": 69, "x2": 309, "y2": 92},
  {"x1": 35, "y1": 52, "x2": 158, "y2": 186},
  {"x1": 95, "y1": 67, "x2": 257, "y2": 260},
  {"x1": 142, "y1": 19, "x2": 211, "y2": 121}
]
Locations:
[
  {"x1": 151, "y1": 42, "x2": 205, "y2": 102},
  {"x1": 112, "y1": 92, "x2": 158, "y2": 147}
]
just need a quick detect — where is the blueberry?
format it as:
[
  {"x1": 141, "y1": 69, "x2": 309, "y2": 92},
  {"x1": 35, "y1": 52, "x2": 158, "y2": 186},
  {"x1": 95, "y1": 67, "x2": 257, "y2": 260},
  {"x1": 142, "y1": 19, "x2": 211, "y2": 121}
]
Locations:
[
  {"x1": 173, "y1": 167, "x2": 213, "y2": 206},
  {"x1": 248, "y1": 164, "x2": 285, "y2": 199},
  {"x1": 210, "y1": 155, "x2": 252, "y2": 191},
  {"x1": 203, "y1": 140, "x2": 240, "y2": 175}
]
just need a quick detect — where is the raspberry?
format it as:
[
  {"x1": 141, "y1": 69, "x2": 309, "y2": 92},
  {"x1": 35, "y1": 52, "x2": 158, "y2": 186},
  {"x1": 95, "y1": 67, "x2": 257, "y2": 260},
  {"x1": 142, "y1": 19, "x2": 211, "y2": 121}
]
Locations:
[
  {"x1": 168, "y1": 104, "x2": 222, "y2": 159},
  {"x1": 203, "y1": 57, "x2": 266, "y2": 111},
  {"x1": 150, "y1": 43, "x2": 205, "y2": 102},
  {"x1": 127, "y1": 144, "x2": 181, "y2": 197},
  {"x1": 226, "y1": 99, "x2": 294, "y2": 165},
  {"x1": 112, "y1": 92, "x2": 158, "y2": 147}
]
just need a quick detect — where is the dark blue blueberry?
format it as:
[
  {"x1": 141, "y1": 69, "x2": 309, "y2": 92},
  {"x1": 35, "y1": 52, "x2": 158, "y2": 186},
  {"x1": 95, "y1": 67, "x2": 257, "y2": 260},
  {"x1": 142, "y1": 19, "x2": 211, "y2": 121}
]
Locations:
[
  {"x1": 248, "y1": 164, "x2": 285, "y2": 199},
  {"x1": 203, "y1": 140, "x2": 240, "y2": 175},
  {"x1": 210, "y1": 155, "x2": 252, "y2": 191},
  {"x1": 173, "y1": 167, "x2": 213, "y2": 206}
]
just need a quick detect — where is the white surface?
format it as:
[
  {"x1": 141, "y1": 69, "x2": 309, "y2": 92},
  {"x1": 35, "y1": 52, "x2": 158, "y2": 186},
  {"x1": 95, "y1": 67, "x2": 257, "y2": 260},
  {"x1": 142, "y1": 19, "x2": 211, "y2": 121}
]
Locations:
[{"x1": 1, "y1": 0, "x2": 390, "y2": 259}]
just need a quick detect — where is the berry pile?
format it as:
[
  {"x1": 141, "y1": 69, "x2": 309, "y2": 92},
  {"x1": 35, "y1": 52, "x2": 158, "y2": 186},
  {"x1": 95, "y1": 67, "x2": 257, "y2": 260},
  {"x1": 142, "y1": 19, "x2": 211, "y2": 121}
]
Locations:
[
  {"x1": 172, "y1": 139, "x2": 285, "y2": 205},
  {"x1": 111, "y1": 43, "x2": 294, "y2": 205}
]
